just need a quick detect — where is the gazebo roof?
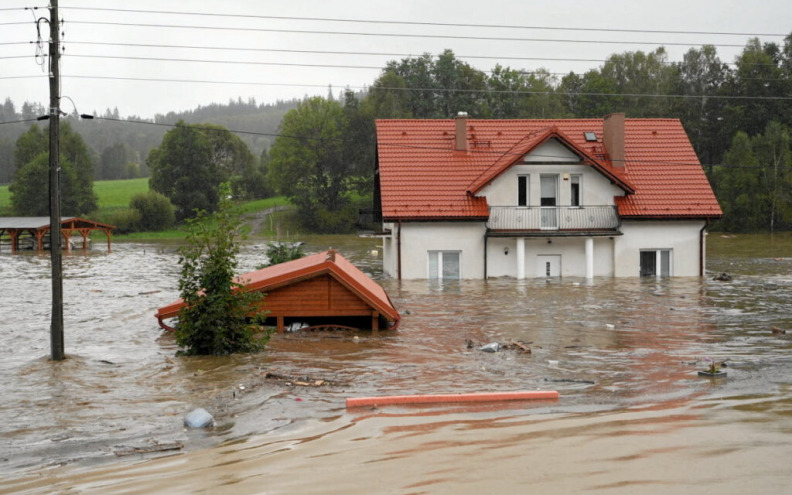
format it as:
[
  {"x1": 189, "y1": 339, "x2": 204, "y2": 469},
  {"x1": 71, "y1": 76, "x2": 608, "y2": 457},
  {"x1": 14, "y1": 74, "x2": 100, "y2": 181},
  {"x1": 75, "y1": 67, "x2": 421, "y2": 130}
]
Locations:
[{"x1": 0, "y1": 217, "x2": 115, "y2": 230}]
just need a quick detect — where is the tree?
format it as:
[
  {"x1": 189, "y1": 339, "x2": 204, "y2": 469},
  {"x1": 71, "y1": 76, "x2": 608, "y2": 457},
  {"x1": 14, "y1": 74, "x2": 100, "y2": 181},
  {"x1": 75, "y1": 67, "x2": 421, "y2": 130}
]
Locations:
[
  {"x1": 176, "y1": 183, "x2": 269, "y2": 356},
  {"x1": 753, "y1": 122, "x2": 792, "y2": 232},
  {"x1": 558, "y1": 69, "x2": 619, "y2": 118},
  {"x1": 99, "y1": 142, "x2": 131, "y2": 180},
  {"x1": 10, "y1": 122, "x2": 97, "y2": 215},
  {"x1": 599, "y1": 48, "x2": 678, "y2": 117},
  {"x1": 268, "y1": 97, "x2": 359, "y2": 232},
  {"x1": 148, "y1": 121, "x2": 219, "y2": 221},
  {"x1": 148, "y1": 121, "x2": 264, "y2": 221},
  {"x1": 365, "y1": 50, "x2": 489, "y2": 119},
  {"x1": 484, "y1": 65, "x2": 534, "y2": 118},
  {"x1": 673, "y1": 45, "x2": 730, "y2": 168},
  {"x1": 342, "y1": 89, "x2": 376, "y2": 195},
  {"x1": 713, "y1": 131, "x2": 762, "y2": 232},
  {"x1": 713, "y1": 123, "x2": 792, "y2": 232},
  {"x1": 10, "y1": 152, "x2": 79, "y2": 216},
  {"x1": 199, "y1": 123, "x2": 259, "y2": 200}
]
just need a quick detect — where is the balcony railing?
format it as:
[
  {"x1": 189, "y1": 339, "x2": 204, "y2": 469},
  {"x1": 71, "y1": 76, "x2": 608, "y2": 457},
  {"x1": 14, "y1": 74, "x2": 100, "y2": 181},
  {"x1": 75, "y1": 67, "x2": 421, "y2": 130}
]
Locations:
[{"x1": 487, "y1": 205, "x2": 620, "y2": 232}]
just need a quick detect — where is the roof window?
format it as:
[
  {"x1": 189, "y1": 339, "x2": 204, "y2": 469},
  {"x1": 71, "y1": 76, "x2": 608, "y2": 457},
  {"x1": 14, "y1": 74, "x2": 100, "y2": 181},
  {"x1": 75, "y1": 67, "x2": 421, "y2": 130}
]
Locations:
[{"x1": 584, "y1": 132, "x2": 597, "y2": 142}]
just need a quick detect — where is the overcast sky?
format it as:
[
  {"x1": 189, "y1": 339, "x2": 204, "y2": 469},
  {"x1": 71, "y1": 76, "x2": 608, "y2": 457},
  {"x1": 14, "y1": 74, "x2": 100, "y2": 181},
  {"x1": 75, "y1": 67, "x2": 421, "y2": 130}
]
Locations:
[{"x1": 2, "y1": 0, "x2": 790, "y2": 119}]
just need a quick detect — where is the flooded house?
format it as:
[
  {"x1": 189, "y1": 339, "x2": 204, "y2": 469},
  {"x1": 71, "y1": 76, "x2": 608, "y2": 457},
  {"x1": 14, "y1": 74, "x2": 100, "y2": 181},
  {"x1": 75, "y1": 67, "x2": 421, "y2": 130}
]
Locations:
[{"x1": 374, "y1": 113, "x2": 723, "y2": 280}]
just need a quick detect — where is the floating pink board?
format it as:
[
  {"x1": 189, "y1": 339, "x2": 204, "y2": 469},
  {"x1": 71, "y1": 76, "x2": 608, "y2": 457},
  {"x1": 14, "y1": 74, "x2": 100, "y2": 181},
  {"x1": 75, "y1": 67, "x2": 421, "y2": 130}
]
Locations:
[{"x1": 346, "y1": 390, "x2": 559, "y2": 408}]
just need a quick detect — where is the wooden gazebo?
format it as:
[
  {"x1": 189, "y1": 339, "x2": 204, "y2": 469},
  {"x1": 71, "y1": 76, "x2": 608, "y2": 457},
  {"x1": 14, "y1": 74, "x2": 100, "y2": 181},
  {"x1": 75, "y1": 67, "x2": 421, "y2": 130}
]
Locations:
[
  {"x1": 155, "y1": 250, "x2": 400, "y2": 333},
  {"x1": 0, "y1": 217, "x2": 115, "y2": 253}
]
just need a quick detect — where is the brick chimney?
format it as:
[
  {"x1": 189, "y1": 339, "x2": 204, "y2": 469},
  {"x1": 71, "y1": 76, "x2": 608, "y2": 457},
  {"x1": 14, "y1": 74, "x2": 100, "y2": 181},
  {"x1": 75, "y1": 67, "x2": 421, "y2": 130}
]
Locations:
[
  {"x1": 455, "y1": 111, "x2": 468, "y2": 151},
  {"x1": 603, "y1": 113, "x2": 625, "y2": 168}
]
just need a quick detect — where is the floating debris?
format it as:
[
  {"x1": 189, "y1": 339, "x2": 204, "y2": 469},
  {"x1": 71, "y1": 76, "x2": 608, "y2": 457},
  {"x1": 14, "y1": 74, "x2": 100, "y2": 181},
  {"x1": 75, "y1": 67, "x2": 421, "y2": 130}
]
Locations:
[
  {"x1": 713, "y1": 272, "x2": 732, "y2": 282},
  {"x1": 501, "y1": 340, "x2": 532, "y2": 353},
  {"x1": 264, "y1": 370, "x2": 345, "y2": 387},
  {"x1": 184, "y1": 408, "x2": 214, "y2": 428},
  {"x1": 479, "y1": 342, "x2": 500, "y2": 353},
  {"x1": 114, "y1": 441, "x2": 183, "y2": 457}
]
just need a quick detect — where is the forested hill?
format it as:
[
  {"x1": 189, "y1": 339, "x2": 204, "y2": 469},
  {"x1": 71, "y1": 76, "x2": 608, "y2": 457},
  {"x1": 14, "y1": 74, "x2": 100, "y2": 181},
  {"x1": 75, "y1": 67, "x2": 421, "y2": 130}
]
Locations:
[{"x1": 0, "y1": 97, "x2": 299, "y2": 184}]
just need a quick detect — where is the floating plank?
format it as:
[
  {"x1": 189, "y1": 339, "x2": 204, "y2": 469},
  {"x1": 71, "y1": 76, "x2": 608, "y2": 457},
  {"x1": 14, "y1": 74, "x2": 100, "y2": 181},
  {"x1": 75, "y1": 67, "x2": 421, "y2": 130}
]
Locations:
[{"x1": 346, "y1": 390, "x2": 559, "y2": 408}]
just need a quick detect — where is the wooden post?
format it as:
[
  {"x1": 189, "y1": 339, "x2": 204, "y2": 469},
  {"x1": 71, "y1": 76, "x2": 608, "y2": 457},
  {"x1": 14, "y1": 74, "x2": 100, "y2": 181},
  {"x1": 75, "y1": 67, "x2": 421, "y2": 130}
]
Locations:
[
  {"x1": 48, "y1": 0, "x2": 65, "y2": 361},
  {"x1": 277, "y1": 316, "x2": 284, "y2": 333}
]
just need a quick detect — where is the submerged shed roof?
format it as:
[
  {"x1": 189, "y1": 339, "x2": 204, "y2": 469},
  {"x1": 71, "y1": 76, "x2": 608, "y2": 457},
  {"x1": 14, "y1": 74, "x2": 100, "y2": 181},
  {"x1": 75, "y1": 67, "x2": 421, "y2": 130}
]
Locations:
[{"x1": 155, "y1": 250, "x2": 399, "y2": 330}]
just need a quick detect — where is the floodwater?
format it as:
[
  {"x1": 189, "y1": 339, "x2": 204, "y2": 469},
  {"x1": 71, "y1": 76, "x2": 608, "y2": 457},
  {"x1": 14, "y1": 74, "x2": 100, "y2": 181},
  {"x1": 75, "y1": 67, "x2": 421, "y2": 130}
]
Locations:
[{"x1": 1, "y1": 233, "x2": 792, "y2": 494}]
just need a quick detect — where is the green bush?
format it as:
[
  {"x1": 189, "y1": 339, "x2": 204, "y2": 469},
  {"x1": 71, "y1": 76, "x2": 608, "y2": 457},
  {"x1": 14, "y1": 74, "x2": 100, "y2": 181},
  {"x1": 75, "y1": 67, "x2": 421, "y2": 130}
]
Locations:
[
  {"x1": 106, "y1": 208, "x2": 142, "y2": 234},
  {"x1": 176, "y1": 183, "x2": 270, "y2": 356},
  {"x1": 129, "y1": 190, "x2": 175, "y2": 231},
  {"x1": 258, "y1": 241, "x2": 305, "y2": 268}
]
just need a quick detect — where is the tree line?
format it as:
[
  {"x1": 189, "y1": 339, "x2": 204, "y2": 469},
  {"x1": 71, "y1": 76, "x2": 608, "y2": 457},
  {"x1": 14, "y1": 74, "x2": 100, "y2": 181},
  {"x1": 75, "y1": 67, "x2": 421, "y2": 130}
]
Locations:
[{"x1": 3, "y1": 34, "x2": 792, "y2": 232}]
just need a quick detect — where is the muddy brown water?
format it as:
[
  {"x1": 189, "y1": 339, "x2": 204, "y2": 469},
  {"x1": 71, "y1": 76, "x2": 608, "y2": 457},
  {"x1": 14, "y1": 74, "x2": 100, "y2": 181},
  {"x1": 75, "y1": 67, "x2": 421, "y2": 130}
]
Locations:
[{"x1": 1, "y1": 233, "x2": 792, "y2": 493}]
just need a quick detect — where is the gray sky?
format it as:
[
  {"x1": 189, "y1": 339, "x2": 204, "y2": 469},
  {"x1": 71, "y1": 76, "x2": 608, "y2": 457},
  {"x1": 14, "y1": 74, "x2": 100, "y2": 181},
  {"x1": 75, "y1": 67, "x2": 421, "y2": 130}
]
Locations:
[{"x1": 2, "y1": 0, "x2": 790, "y2": 119}]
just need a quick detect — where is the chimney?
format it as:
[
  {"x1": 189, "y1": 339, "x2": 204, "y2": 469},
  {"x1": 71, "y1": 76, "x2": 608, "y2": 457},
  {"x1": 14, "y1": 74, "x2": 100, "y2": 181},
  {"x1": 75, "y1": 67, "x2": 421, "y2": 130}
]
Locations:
[
  {"x1": 603, "y1": 113, "x2": 625, "y2": 168},
  {"x1": 455, "y1": 111, "x2": 468, "y2": 151}
]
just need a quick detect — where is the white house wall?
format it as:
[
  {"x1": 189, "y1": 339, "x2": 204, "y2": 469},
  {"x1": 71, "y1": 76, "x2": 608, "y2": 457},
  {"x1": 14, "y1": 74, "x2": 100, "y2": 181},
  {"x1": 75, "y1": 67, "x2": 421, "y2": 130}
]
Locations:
[
  {"x1": 487, "y1": 236, "x2": 615, "y2": 278},
  {"x1": 614, "y1": 221, "x2": 705, "y2": 277},
  {"x1": 383, "y1": 222, "x2": 486, "y2": 279},
  {"x1": 479, "y1": 163, "x2": 624, "y2": 208}
]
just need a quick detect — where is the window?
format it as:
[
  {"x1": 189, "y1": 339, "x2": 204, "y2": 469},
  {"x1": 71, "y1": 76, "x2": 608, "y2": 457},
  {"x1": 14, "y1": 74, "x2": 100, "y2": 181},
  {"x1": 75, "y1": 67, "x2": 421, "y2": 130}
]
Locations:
[
  {"x1": 640, "y1": 249, "x2": 671, "y2": 277},
  {"x1": 540, "y1": 175, "x2": 558, "y2": 206},
  {"x1": 428, "y1": 251, "x2": 461, "y2": 280},
  {"x1": 540, "y1": 175, "x2": 558, "y2": 229},
  {"x1": 517, "y1": 175, "x2": 529, "y2": 206},
  {"x1": 570, "y1": 175, "x2": 581, "y2": 207}
]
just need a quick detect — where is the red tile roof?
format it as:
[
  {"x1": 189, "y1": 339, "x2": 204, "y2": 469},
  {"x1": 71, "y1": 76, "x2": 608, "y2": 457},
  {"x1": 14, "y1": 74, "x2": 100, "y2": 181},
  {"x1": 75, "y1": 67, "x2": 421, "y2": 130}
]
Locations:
[
  {"x1": 376, "y1": 118, "x2": 722, "y2": 220},
  {"x1": 155, "y1": 250, "x2": 399, "y2": 326}
]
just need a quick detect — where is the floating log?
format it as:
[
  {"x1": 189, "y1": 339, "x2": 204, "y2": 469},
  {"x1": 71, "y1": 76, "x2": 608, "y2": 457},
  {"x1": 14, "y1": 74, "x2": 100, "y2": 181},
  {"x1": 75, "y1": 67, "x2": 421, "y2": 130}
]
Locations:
[{"x1": 346, "y1": 390, "x2": 559, "y2": 408}]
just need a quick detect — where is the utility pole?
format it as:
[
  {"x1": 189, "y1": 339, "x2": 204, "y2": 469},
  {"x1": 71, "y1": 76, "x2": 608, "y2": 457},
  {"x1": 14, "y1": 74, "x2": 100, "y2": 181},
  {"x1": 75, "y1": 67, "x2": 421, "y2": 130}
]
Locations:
[{"x1": 48, "y1": 0, "x2": 64, "y2": 361}]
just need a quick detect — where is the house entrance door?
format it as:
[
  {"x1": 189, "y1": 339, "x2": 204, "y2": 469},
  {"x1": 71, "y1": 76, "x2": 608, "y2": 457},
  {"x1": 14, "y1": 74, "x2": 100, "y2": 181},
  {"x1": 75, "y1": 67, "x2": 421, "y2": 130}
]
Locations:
[{"x1": 536, "y1": 255, "x2": 561, "y2": 277}]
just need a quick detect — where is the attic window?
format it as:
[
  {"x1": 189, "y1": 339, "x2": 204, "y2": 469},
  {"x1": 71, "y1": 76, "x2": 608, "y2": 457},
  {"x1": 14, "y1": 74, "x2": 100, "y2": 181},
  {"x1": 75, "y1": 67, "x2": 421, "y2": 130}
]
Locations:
[{"x1": 584, "y1": 132, "x2": 597, "y2": 142}]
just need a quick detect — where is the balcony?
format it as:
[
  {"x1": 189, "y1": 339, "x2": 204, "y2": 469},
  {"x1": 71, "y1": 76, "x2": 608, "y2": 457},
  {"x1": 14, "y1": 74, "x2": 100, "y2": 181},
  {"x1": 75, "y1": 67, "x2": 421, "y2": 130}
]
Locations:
[{"x1": 487, "y1": 205, "x2": 621, "y2": 234}]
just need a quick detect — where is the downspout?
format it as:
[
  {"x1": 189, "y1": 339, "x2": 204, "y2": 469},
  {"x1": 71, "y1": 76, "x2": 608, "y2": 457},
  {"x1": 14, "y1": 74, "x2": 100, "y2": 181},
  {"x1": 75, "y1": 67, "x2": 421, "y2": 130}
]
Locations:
[
  {"x1": 484, "y1": 232, "x2": 488, "y2": 280},
  {"x1": 397, "y1": 219, "x2": 402, "y2": 281},
  {"x1": 699, "y1": 219, "x2": 708, "y2": 277}
]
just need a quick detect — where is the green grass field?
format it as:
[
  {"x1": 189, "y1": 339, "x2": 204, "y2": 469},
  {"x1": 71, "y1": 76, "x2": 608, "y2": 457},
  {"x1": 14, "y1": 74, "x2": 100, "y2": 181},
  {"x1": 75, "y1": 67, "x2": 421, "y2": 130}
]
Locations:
[
  {"x1": 0, "y1": 178, "x2": 150, "y2": 217},
  {"x1": 0, "y1": 185, "x2": 10, "y2": 216},
  {"x1": 94, "y1": 177, "x2": 150, "y2": 209},
  {"x1": 0, "y1": 178, "x2": 294, "y2": 240}
]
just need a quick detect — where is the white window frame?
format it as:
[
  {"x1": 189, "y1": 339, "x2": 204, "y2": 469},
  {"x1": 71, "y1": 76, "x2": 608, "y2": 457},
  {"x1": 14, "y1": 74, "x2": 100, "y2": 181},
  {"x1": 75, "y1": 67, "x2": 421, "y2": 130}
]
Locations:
[
  {"x1": 640, "y1": 249, "x2": 673, "y2": 277},
  {"x1": 428, "y1": 250, "x2": 462, "y2": 280},
  {"x1": 570, "y1": 174, "x2": 582, "y2": 207},
  {"x1": 517, "y1": 175, "x2": 529, "y2": 206}
]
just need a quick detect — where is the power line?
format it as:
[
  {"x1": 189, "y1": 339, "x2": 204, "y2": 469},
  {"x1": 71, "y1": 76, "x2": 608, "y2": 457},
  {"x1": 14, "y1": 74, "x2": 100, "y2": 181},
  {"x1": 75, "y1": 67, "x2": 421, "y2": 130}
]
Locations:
[
  {"x1": 0, "y1": 117, "x2": 45, "y2": 125},
  {"x1": 62, "y1": 40, "x2": 612, "y2": 65},
  {"x1": 39, "y1": 52, "x2": 789, "y2": 82},
  {"x1": 60, "y1": 6, "x2": 789, "y2": 38},
  {"x1": 2, "y1": 73, "x2": 789, "y2": 100},
  {"x1": 49, "y1": 53, "x2": 575, "y2": 78},
  {"x1": 53, "y1": 40, "x2": 782, "y2": 68},
  {"x1": 65, "y1": 20, "x2": 755, "y2": 49},
  {"x1": 55, "y1": 75, "x2": 792, "y2": 101}
]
